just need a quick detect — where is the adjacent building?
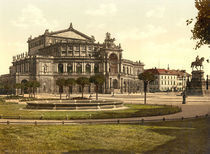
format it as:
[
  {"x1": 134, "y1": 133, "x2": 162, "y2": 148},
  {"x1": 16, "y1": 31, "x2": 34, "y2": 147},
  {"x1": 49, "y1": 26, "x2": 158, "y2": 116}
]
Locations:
[
  {"x1": 146, "y1": 68, "x2": 190, "y2": 92},
  {"x1": 5, "y1": 23, "x2": 144, "y2": 94}
]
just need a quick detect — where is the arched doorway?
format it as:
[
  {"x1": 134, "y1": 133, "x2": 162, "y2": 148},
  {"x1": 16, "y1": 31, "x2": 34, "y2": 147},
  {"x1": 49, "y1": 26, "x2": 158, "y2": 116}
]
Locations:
[
  {"x1": 113, "y1": 79, "x2": 118, "y2": 89},
  {"x1": 21, "y1": 79, "x2": 28, "y2": 94},
  {"x1": 86, "y1": 64, "x2": 91, "y2": 74},
  {"x1": 76, "y1": 63, "x2": 82, "y2": 74},
  {"x1": 109, "y1": 53, "x2": 118, "y2": 73}
]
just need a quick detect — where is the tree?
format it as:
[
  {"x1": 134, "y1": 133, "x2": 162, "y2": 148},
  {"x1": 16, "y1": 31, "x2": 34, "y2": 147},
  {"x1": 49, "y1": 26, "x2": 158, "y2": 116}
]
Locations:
[
  {"x1": 15, "y1": 83, "x2": 22, "y2": 96},
  {"x1": 187, "y1": 0, "x2": 210, "y2": 49},
  {"x1": 76, "y1": 77, "x2": 90, "y2": 98},
  {"x1": 138, "y1": 71, "x2": 156, "y2": 104},
  {"x1": 65, "y1": 78, "x2": 76, "y2": 99},
  {"x1": 26, "y1": 81, "x2": 33, "y2": 98},
  {"x1": 31, "y1": 80, "x2": 40, "y2": 98},
  {"x1": 56, "y1": 78, "x2": 66, "y2": 100},
  {"x1": 89, "y1": 74, "x2": 105, "y2": 100}
]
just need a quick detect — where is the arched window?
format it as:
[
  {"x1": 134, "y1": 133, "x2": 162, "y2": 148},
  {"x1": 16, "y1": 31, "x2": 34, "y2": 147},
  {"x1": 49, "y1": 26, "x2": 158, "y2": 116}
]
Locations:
[
  {"x1": 58, "y1": 64, "x2": 63, "y2": 73},
  {"x1": 76, "y1": 63, "x2": 82, "y2": 74},
  {"x1": 67, "y1": 64, "x2": 73, "y2": 73},
  {"x1": 109, "y1": 53, "x2": 118, "y2": 73},
  {"x1": 113, "y1": 79, "x2": 118, "y2": 89},
  {"x1": 86, "y1": 64, "x2": 91, "y2": 74},
  {"x1": 94, "y1": 63, "x2": 99, "y2": 73}
]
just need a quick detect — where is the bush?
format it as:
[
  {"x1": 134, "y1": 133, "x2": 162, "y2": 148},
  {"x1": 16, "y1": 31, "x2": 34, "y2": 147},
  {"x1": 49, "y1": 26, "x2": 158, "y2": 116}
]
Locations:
[
  {"x1": 4, "y1": 95, "x2": 24, "y2": 100},
  {"x1": 70, "y1": 97, "x2": 91, "y2": 100}
]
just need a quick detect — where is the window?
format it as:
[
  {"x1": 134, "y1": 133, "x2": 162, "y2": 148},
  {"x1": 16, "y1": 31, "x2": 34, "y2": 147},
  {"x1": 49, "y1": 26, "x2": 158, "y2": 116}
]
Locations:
[
  {"x1": 62, "y1": 51, "x2": 66, "y2": 55},
  {"x1": 75, "y1": 45, "x2": 80, "y2": 51},
  {"x1": 88, "y1": 46, "x2": 92, "y2": 51},
  {"x1": 86, "y1": 64, "x2": 91, "y2": 73},
  {"x1": 123, "y1": 67, "x2": 125, "y2": 73},
  {"x1": 68, "y1": 45, "x2": 73, "y2": 51},
  {"x1": 76, "y1": 63, "x2": 82, "y2": 74},
  {"x1": 58, "y1": 64, "x2": 63, "y2": 73},
  {"x1": 68, "y1": 51, "x2": 73, "y2": 55},
  {"x1": 81, "y1": 45, "x2": 86, "y2": 51},
  {"x1": 94, "y1": 64, "x2": 99, "y2": 73}
]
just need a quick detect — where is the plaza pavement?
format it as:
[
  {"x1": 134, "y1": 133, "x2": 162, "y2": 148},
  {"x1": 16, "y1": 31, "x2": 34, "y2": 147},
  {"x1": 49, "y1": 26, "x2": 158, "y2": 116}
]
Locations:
[{"x1": 0, "y1": 92, "x2": 210, "y2": 124}]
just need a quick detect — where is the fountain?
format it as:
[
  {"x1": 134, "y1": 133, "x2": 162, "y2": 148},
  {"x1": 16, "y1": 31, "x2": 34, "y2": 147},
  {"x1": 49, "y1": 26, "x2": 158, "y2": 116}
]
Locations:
[{"x1": 26, "y1": 100, "x2": 124, "y2": 110}]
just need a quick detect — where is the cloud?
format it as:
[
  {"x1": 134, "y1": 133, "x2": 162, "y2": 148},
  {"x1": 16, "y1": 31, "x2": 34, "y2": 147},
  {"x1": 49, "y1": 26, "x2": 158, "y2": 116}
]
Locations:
[
  {"x1": 146, "y1": 6, "x2": 165, "y2": 18},
  {"x1": 11, "y1": 4, "x2": 58, "y2": 29},
  {"x1": 117, "y1": 25, "x2": 167, "y2": 41},
  {"x1": 85, "y1": 3, "x2": 117, "y2": 16}
]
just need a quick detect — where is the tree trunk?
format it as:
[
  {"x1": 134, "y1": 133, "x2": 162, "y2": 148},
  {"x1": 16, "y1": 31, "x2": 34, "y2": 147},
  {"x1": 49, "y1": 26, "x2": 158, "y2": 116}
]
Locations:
[
  {"x1": 144, "y1": 81, "x2": 148, "y2": 105},
  {"x1": 96, "y1": 85, "x2": 98, "y2": 100},
  {"x1": 144, "y1": 91, "x2": 147, "y2": 104},
  {"x1": 82, "y1": 86, "x2": 84, "y2": 98},
  {"x1": 68, "y1": 86, "x2": 71, "y2": 100}
]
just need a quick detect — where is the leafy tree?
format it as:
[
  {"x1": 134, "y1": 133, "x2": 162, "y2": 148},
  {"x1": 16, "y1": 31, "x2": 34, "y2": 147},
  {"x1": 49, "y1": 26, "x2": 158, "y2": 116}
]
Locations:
[
  {"x1": 26, "y1": 81, "x2": 33, "y2": 98},
  {"x1": 138, "y1": 71, "x2": 156, "y2": 104},
  {"x1": 31, "y1": 80, "x2": 40, "y2": 98},
  {"x1": 89, "y1": 74, "x2": 105, "y2": 100},
  {"x1": 20, "y1": 81, "x2": 28, "y2": 97},
  {"x1": 187, "y1": 0, "x2": 210, "y2": 49},
  {"x1": 56, "y1": 78, "x2": 66, "y2": 100},
  {"x1": 15, "y1": 83, "x2": 22, "y2": 96},
  {"x1": 76, "y1": 77, "x2": 90, "y2": 98},
  {"x1": 65, "y1": 78, "x2": 76, "y2": 99}
]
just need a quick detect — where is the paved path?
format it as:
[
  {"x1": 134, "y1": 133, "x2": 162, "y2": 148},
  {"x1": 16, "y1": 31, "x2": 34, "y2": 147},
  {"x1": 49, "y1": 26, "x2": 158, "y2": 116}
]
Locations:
[{"x1": 0, "y1": 93, "x2": 209, "y2": 125}]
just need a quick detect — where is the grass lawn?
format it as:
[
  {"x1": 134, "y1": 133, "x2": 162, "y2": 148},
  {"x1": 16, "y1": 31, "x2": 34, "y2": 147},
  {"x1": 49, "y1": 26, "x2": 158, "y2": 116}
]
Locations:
[
  {"x1": 0, "y1": 118, "x2": 209, "y2": 153},
  {"x1": 0, "y1": 101, "x2": 181, "y2": 120}
]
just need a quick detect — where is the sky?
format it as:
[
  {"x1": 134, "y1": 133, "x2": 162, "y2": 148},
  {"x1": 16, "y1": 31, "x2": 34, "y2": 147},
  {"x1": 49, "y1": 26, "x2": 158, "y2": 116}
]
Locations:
[{"x1": 0, "y1": 0, "x2": 209, "y2": 76}]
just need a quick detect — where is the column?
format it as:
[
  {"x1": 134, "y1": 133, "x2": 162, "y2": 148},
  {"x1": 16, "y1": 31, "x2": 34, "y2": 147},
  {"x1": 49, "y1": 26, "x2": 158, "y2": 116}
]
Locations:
[
  {"x1": 83, "y1": 63, "x2": 86, "y2": 73},
  {"x1": 107, "y1": 63, "x2": 109, "y2": 73},
  {"x1": 64, "y1": 63, "x2": 67, "y2": 73},
  {"x1": 118, "y1": 62, "x2": 120, "y2": 73},
  {"x1": 73, "y1": 62, "x2": 75, "y2": 73},
  {"x1": 56, "y1": 63, "x2": 58, "y2": 73},
  {"x1": 103, "y1": 63, "x2": 106, "y2": 74},
  {"x1": 91, "y1": 63, "x2": 94, "y2": 73}
]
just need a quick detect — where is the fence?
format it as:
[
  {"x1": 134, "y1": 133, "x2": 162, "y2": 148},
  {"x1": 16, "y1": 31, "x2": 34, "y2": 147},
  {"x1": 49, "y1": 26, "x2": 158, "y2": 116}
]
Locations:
[{"x1": 0, "y1": 114, "x2": 208, "y2": 125}]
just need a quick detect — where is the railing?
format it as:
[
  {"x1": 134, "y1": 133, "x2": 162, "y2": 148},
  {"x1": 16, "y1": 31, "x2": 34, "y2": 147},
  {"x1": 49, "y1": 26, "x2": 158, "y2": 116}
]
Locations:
[{"x1": 0, "y1": 114, "x2": 208, "y2": 125}]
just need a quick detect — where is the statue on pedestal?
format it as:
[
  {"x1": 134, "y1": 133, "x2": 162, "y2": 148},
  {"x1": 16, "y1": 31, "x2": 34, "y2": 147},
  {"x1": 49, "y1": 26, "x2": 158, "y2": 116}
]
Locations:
[{"x1": 191, "y1": 55, "x2": 205, "y2": 70}]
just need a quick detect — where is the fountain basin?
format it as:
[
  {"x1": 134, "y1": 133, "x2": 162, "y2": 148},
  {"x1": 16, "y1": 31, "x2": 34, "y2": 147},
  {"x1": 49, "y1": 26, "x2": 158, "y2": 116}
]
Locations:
[{"x1": 26, "y1": 100, "x2": 124, "y2": 110}]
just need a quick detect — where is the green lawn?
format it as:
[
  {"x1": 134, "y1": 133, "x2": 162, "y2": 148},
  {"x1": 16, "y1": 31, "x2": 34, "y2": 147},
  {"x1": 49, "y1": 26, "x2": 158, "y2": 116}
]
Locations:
[
  {"x1": 0, "y1": 118, "x2": 209, "y2": 153},
  {"x1": 0, "y1": 101, "x2": 181, "y2": 120}
]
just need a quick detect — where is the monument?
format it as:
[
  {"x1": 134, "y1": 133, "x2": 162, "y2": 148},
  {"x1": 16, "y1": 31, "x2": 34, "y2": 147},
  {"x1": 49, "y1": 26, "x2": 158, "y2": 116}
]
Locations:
[{"x1": 186, "y1": 56, "x2": 209, "y2": 95}]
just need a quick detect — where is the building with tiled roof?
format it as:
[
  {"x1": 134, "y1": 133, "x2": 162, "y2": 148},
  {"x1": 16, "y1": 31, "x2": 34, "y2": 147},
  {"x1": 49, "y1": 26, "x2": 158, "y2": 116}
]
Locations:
[{"x1": 146, "y1": 68, "x2": 190, "y2": 92}]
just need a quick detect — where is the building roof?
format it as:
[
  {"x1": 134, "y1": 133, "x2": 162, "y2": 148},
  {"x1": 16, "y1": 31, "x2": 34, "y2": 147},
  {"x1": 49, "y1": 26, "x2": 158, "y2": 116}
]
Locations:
[
  {"x1": 28, "y1": 23, "x2": 94, "y2": 42},
  {"x1": 145, "y1": 68, "x2": 190, "y2": 76}
]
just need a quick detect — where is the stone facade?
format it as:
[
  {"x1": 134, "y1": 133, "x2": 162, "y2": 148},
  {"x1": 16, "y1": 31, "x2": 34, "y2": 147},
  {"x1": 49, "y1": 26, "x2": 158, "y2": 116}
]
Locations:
[
  {"x1": 186, "y1": 70, "x2": 210, "y2": 95},
  {"x1": 8, "y1": 23, "x2": 144, "y2": 94},
  {"x1": 146, "y1": 68, "x2": 190, "y2": 92}
]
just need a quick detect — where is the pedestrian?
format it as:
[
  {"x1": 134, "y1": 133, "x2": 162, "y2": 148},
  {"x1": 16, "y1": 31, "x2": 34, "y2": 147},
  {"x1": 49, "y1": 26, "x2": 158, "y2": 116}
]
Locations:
[{"x1": 182, "y1": 90, "x2": 187, "y2": 104}]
